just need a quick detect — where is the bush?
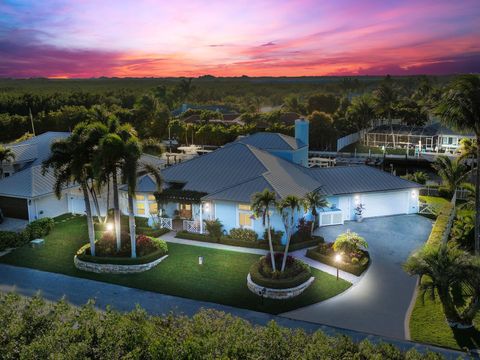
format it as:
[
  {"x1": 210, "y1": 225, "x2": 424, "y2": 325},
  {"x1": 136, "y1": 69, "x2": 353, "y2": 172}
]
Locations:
[
  {"x1": 249, "y1": 255, "x2": 312, "y2": 289},
  {"x1": 402, "y1": 171, "x2": 428, "y2": 185},
  {"x1": 426, "y1": 202, "x2": 454, "y2": 248},
  {"x1": 25, "y1": 218, "x2": 54, "y2": 240},
  {"x1": 204, "y1": 219, "x2": 223, "y2": 242},
  {"x1": 137, "y1": 227, "x2": 170, "y2": 238},
  {"x1": 450, "y1": 214, "x2": 474, "y2": 251},
  {"x1": 262, "y1": 227, "x2": 284, "y2": 245},
  {"x1": 0, "y1": 231, "x2": 27, "y2": 251},
  {"x1": 306, "y1": 244, "x2": 370, "y2": 276},
  {"x1": 229, "y1": 228, "x2": 258, "y2": 242},
  {"x1": 333, "y1": 230, "x2": 368, "y2": 256},
  {"x1": 438, "y1": 186, "x2": 453, "y2": 199},
  {"x1": 0, "y1": 293, "x2": 443, "y2": 359}
]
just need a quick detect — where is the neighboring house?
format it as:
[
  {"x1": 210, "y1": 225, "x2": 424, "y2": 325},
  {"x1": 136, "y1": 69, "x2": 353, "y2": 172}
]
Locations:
[
  {"x1": 182, "y1": 114, "x2": 244, "y2": 126},
  {"x1": 121, "y1": 120, "x2": 420, "y2": 243},
  {"x1": 364, "y1": 123, "x2": 474, "y2": 152},
  {"x1": 0, "y1": 132, "x2": 165, "y2": 221},
  {"x1": 172, "y1": 103, "x2": 237, "y2": 117}
]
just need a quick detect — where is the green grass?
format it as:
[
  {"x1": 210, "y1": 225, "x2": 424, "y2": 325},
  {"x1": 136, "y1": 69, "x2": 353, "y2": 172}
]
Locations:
[
  {"x1": 410, "y1": 293, "x2": 480, "y2": 350},
  {"x1": 419, "y1": 195, "x2": 449, "y2": 208},
  {"x1": 0, "y1": 216, "x2": 350, "y2": 314}
]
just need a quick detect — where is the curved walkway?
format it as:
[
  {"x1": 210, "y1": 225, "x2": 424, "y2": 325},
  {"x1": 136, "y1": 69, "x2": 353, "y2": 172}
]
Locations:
[{"x1": 282, "y1": 215, "x2": 432, "y2": 340}]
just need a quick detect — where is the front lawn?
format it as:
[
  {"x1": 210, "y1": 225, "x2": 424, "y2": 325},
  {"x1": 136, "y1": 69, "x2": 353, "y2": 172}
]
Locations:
[{"x1": 0, "y1": 216, "x2": 350, "y2": 314}]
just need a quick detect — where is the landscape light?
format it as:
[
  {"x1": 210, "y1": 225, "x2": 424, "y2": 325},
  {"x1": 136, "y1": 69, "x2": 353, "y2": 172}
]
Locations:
[
  {"x1": 335, "y1": 254, "x2": 342, "y2": 280},
  {"x1": 106, "y1": 223, "x2": 114, "y2": 232}
]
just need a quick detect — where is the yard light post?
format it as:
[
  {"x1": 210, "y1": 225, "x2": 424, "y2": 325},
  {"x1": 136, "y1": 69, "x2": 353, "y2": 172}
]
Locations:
[{"x1": 335, "y1": 254, "x2": 342, "y2": 280}]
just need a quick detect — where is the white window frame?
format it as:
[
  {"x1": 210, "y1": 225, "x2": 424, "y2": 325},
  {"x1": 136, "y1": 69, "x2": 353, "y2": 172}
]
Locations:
[{"x1": 237, "y1": 203, "x2": 253, "y2": 229}]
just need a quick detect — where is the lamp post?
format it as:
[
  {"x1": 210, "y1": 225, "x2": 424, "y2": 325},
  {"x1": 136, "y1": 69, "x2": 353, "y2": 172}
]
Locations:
[{"x1": 335, "y1": 254, "x2": 342, "y2": 280}]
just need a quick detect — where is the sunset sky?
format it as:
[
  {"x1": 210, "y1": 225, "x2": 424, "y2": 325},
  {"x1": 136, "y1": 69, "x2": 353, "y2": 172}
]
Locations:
[{"x1": 0, "y1": 0, "x2": 479, "y2": 78}]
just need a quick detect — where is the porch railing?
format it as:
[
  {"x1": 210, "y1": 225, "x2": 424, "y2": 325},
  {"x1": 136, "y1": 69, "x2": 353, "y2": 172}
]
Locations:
[
  {"x1": 183, "y1": 220, "x2": 203, "y2": 234},
  {"x1": 158, "y1": 217, "x2": 173, "y2": 230}
]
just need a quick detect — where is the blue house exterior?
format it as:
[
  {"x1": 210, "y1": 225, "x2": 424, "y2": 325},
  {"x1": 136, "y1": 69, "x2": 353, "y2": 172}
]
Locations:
[{"x1": 121, "y1": 119, "x2": 420, "y2": 244}]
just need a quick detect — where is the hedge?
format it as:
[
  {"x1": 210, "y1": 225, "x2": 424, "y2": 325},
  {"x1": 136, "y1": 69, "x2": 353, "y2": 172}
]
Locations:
[
  {"x1": 175, "y1": 231, "x2": 323, "y2": 252},
  {"x1": 0, "y1": 293, "x2": 444, "y2": 359},
  {"x1": 425, "y1": 202, "x2": 454, "y2": 248},
  {"x1": 0, "y1": 218, "x2": 55, "y2": 251},
  {"x1": 306, "y1": 248, "x2": 370, "y2": 276}
]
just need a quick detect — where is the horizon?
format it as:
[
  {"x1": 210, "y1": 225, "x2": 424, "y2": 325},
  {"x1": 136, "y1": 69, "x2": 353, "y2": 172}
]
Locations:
[{"x1": 1, "y1": 0, "x2": 479, "y2": 78}]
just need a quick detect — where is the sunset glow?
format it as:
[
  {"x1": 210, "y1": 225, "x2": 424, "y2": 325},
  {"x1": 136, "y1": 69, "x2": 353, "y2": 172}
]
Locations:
[{"x1": 0, "y1": 0, "x2": 479, "y2": 78}]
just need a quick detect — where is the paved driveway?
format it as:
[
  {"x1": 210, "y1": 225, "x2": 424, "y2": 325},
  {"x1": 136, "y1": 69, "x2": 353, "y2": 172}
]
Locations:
[
  {"x1": 0, "y1": 218, "x2": 27, "y2": 232},
  {"x1": 281, "y1": 214, "x2": 432, "y2": 340}
]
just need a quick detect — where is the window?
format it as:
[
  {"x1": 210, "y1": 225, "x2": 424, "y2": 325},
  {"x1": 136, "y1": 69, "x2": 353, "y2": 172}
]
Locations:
[
  {"x1": 136, "y1": 194, "x2": 145, "y2": 201},
  {"x1": 149, "y1": 202, "x2": 158, "y2": 214},
  {"x1": 239, "y1": 213, "x2": 252, "y2": 227},
  {"x1": 137, "y1": 202, "x2": 145, "y2": 215},
  {"x1": 238, "y1": 204, "x2": 251, "y2": 211},
  {"x1": 147, "y1": 194, "x2": 155, "y2": 201}
]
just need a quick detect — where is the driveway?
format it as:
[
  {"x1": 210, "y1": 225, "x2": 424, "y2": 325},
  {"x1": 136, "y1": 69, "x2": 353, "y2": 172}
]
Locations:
[
  {"x1": 281, "y1": 214, "x2": 432, "y2": 340},
  {"x1": 0, "y1": 217, "x2": 27, "y2": 232}
]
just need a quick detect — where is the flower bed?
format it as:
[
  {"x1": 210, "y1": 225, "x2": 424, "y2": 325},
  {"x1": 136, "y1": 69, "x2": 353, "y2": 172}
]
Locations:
[
  {"x1": 175, "y1": 231, "x2": 323, "y2": 252},
  {"x1": 249, "y1": 254, "x2": 312, "y2": 289},
  {"x1": 306, "y1": 243, "x2": 370, "y2": 276}
]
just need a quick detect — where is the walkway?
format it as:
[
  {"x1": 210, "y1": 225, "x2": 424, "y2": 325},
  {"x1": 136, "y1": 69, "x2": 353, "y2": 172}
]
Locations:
[
  {"x1": 282, "y1": 215, "x2": 432, "y2": 340},
  {"x1": 0, "y1": 263, "x2": 466, "y2": 359}
]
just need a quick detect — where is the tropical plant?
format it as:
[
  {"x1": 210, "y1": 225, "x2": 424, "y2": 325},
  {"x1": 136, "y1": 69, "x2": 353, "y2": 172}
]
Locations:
[
  {"x1": 432, "y1": 155, "x2": 469, "y2": 195},
  {"x1": 404, "y1": 244, "x2": 480, "y2": 328},
  {"x1": 42, "y1": 123, "x2": 100, "y2": 256},
  {"x1": 457, "y1": 138, "x2": 476, "y2": 160},
  {"x1": 401, "y1": 171, "x2": 428, "y2": 185},
  {"x1": 0, "y1": 145, "x2": 15, "y2": 178},
  {"x1": 436, "y1": 75, "x2": 480, "y2": 254},
  {"x1": 302, "y1": 191, "x2": 328, "y2": 234},
  {"x1": 333, "y1": 230, "x2": 368, "y2": 256},
  {"x1": 374, "y1": 78, "x2": 398, "y2": 146},
  {"x1": 251, "y1": 189, "x2": 278, "y2": 271},
  {"x1": 277, "y1": 195, "x2": 301, "y2": 272},
  {"x1": 345, "y1": 94, "x2": 376, "y2": 131},
  {"x1": 450, "y1": 214, "x2": 474, "y2": 251},
  {"x1": 204, "y1": 219, "x2": 223, "y2": 242}
]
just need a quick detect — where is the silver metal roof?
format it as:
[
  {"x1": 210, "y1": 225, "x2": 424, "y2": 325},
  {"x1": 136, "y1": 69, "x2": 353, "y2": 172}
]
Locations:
[{"x1": 234, "y1": 132, "x2": 306, "y2": 150}]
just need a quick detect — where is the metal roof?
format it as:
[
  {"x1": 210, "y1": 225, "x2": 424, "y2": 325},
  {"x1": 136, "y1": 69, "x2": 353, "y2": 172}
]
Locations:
[
  {"x1": 307, "y1": 165, "x2": 419, "y2": 196},
  {"x1": 234, "y1": 132, "x2": 305, "y2": 150},
  {"x1": 119, "y1": 174, "x2": 158, "y2": 193}
]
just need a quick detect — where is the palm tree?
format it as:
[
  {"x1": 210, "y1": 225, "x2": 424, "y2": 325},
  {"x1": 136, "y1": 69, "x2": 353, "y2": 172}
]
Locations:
[
  {"x1": 345, "y1": 94, "x2": 376, "y2": 131},
  {"x1": 302, "y1": 191, "x2": 329, "y2": 233},
  {"x1": 251, "y1": 189, "x2": 278, "y2": 271},
  {"x1": 0, "y1": 145, "x2": 15, "y2": 178},
  {"x1": 374, "y1": 80, "x2": 398, "y2": 146},
  {"x1": 404, "y1": 244, "x2": 480, "y2": 328},
  {"x1": 277, "y1": 195, "x2": 301, "y2": 272},
  {"x1": 43, "y1": 124, "x2": 98, "y2": 256},
  {"x1": 458, "y1": 138, "x2": 476, "y2": 160},
  {"x1": 459, "y1": 182, "x2": 475, "y2": 210},
  {"x1": 436, "y1": 75, "x2": 480, "y2": 254},
  {"x1": 432, "y1": 155, "x2": 469, "y2": 196}
]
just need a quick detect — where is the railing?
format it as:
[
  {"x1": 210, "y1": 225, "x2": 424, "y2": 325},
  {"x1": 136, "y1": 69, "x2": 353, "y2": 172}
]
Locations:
[
  {"x1": 158, "y1": 217, "x2": 173, "y2": 230},
  {"x1": 183, "y1": 220, "x2": 202, "y2": 234}
]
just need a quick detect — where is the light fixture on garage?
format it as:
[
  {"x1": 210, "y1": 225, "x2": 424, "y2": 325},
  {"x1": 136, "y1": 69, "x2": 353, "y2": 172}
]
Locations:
[{"x1": 411, "y1": 190, "x2": 418, "y2": 199}]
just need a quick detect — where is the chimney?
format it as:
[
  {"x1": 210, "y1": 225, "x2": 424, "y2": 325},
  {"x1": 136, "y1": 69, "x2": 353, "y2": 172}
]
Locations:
[{"x1": 295, "y1": 118, "x2": 309, "y2": 148}]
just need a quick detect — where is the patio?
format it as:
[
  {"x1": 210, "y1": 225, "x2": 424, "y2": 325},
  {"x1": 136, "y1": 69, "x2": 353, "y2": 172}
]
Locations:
[{"x1": 281, "y1": 214, "x2": 432, "y2": 339}]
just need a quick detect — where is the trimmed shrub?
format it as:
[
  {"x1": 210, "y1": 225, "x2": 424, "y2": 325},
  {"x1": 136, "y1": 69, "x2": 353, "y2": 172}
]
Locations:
[
  {"x1": 25, "y1": 218, "x2": 54, "y2": 240},
  {"x1": 306, "y1": 245, "x2": 370, "y2": 277},
  {"x1": 0, "y1": 231, "x2": 27, "y2": 251},
  {"x1": 262, "y1": 227, "x2": 284, "y2": 245},
  {"x1": 426, "y1": 202, "x2": 454, "y2": 248},
  {"x1": 249, "y1": 255, "x2": 311, "y2": 289},
  {"x1": 229, "y1": 228, "x2": 258, "y2": 242},
  {"x1": 204, "y1": 219, "x2": 223, "y2": 242},
  {"x1": 137, "y1": 227, "x2": 169, "y2": 238},
  {"x1": 333, "y1": 230, "x2": 368, "y2": 256}
]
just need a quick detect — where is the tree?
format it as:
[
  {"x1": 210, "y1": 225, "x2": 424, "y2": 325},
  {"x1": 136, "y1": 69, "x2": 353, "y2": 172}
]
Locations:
[
  {"x1": 432, "y1": 155, "x2": 469, "y2": 195},
  {"x1": 302, "y1": 191, "x2": 328, "y2": 233},
  {"x1": 0, "y1": 145, "x2": 15, "y2": 178},
  {"x1": 345, "y1": 94, "x2": 376, "y2": 132},
  {"x1": 374, "y1": 79, "x2": 398, "y2": 146},
  {"x1": 404, "y1": 244, "x2": 480, "y2": 328},
  {"x1": 251, "y1": 189, "x2": 278, "y2": 271},
  {"x1": 307, "y1": 93, "x2": 340, "y2": 114},
  {"x1": 436, "y1": 75, "x2": 480, "y2": 254},
  {"x1": 43, "y1": 123, "x2": 99, "y2": 256},
  {"x1": 282, "y1": 95, "x2": 306, "y2": 115},
  {"x1": 277, "y1": 195, "x2": 301, "y2": 272},
  {"x1": 308, "y1": 111, "x2": 337, "y2": 150}
]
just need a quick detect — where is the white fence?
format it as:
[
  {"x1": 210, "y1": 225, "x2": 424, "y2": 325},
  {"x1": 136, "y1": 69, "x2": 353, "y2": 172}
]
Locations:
[
  {"x1": 158, "y1": 217, "x2": 173, "y2": 230},
  {"x1": 183, "y1": 220, "x2": 203, "y2": 234},
  {"x1": 336, "y1": 129, "x2": 369, "y2": 152}
]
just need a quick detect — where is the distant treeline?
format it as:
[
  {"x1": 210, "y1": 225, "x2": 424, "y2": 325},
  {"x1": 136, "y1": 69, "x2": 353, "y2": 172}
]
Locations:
[{"x1": 0, "y1": 75, "x2": 452, "y2": 149}]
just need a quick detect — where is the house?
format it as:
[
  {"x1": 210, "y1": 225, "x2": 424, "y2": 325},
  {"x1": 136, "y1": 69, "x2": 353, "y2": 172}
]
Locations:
[
  {"x1": 0, "y1": 132, "x2": 165, "y2": 222},
  {"x1": 121, "y1": 119, "x2": 420, "y2": 243}
]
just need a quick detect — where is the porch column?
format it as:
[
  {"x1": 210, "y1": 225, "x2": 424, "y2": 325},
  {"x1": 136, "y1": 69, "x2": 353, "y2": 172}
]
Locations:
[{"x1": 199, "y1": 202, "x2": 203, "y2": 234}]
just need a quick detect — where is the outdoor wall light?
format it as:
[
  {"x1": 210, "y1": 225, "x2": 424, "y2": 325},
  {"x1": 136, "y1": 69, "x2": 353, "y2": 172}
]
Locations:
[
  {"x1": 411, "y1": 190, "x2": 418, "y2": 198},
  {"x1": 106, "y1": 223, "x2": 114, "y2": 232},
  {"x1": 204, "y1": 203, "x2": 210, "y2": 212}
]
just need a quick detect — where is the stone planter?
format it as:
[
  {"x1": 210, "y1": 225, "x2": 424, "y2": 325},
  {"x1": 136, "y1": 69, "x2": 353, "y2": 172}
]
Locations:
[
  {"x1": 246, "y1": 273, "x2": 315, "y2": 300},
  {"x1": 74, "y1": 254, "x2": 168, "y2": 274}
]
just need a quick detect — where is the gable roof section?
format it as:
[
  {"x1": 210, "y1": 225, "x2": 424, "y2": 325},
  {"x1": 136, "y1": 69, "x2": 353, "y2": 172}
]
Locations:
[
  {"x1": 203, "y1": 176, "x2": 274, "y2": 203},
  {"x1": 119, "y1": 174, "x2": 159, "y2": 193},
  {"x1": 307, "y1": 165, "x2": 420, "y2": 196},
  {"x1": 235, "y1": 132, "x2": 305, "y2": 150}
]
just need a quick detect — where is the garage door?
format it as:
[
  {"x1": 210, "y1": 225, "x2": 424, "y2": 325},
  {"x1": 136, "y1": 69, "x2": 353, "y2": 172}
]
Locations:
[
  {"x1": 0, "y1": 196, "x2": 28, "y2": 219},
  {"x1": 362, "y1": 191, "x2": 409, "y2": 218}
]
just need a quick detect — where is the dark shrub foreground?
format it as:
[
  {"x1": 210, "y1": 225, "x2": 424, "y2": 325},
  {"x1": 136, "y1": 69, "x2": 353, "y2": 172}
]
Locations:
[
  {"x1": 0, "y1": 293, "x2": 444, "y2": 359},
  {"x1": 0, "y1": 217, "x2": 55, "y2": 251}
]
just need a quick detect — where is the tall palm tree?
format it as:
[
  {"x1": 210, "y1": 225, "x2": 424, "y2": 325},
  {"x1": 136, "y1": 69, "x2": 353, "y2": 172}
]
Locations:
[
  {"x1": 277, "y1": 195, "x2": 301, "y2": 272},
  {"x1": 302, "y1": 191, "x2": 329, "y2": 233},
  {"x1": 43, "y1": 124, "x2": 98, "y2": 256},
  {"x1": 345, "y1": 94, "x2": 376, "y2": 131},
  {"x1": 374, "y1": 81, "x2": 398, "y2": 146},
  {"x1": 436, "y1": 75, "x2": 480, "y2": 254},
  {"x1": 251, "y1": 189, "x2": 278, "y2": 271},
  {"x1": 404, "y1": 244, "x2": 480, "y2": 328},
  {"x1": 0, "y1": 145, "x2": 15, "y2": 178},
  {"x1": 432, "y1": 155, "x2": 469, "y2": 196}
]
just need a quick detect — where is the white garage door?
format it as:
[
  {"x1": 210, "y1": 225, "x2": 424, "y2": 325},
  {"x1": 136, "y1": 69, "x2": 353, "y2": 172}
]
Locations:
[{"x1": 362, "y1": 191, "x2": 409, "y2": 218}]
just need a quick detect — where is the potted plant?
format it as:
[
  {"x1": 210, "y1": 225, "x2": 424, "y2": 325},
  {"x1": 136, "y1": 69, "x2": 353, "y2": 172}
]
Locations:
[{"x1": 354, "y1": 204, "x2": 365, "y2": 222}]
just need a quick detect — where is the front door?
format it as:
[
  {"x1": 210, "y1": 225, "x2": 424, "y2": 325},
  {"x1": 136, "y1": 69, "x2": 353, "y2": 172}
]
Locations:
[{"x1": 179, "y1": 203, "x2": 192, "y2": 219}]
